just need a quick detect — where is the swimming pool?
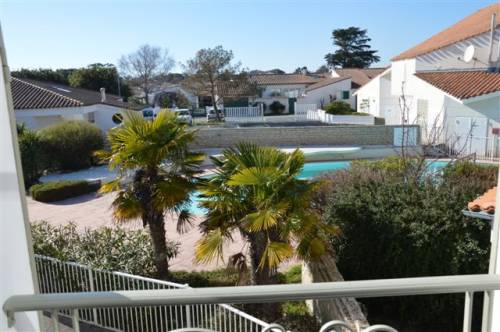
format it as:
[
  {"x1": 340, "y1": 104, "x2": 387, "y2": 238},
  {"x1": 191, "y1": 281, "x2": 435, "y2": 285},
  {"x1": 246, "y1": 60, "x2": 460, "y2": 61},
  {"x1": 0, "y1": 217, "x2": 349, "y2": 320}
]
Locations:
[{"x1": 188, "y1": 160, "x2": 451, "y2": 215}]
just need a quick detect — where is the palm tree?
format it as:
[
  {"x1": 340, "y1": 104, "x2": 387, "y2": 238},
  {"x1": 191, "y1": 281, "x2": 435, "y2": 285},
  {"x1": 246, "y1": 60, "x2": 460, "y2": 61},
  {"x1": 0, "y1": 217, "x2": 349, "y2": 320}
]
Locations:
[
  {"x1": 195, "y1": 142, "x2": 336, "y2": 286},
  {"x1": 98, "y1": 110, "x2": 203, "y2": 279}
]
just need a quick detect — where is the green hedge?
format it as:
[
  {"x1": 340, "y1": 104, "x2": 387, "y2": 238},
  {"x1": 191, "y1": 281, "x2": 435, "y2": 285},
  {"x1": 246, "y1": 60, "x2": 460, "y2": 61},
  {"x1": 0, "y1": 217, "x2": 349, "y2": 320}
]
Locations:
[
  {"x1": 17, "y1": 124, "x2": 47, "y2": 188},
  {"x1": 315, "y1": 159, "x2": 497, "y2": 330},
  {"x1": 38, "y1": 120, "x2": 104, "y2": 171},
  {"x1": 29, "y1": 180, "x2": 100, "y2": 202}
]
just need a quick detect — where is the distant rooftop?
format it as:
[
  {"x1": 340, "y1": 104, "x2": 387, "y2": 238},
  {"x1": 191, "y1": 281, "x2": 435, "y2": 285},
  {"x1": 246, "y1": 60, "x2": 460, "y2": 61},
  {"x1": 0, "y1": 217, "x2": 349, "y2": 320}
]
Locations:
[{"x1": 251, "y1": 74, "x2": 322, "y2": 85}]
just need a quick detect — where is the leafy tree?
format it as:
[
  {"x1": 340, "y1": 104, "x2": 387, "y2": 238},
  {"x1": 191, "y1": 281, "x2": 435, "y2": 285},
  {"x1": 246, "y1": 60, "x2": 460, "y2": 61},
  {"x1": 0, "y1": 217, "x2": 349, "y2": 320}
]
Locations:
[
  {"x1": 12, "y1": 68, "x2": 74, "y2": 84},
  {"x1": 68, "y1": 63, "x2": 131, "y2": 99},
  {"x1": 184, "y1": 45, "x2": 249, "y2": 121},
  {"x1": 325, "y1": 27, "x2": 380, "y2": 68},
  {"x1": 315, "y1": 65, "x2": 330, "y2": 74},
  {"x1": 195, "y1": 143, "x2": 335, "y2": 317},
  {"x1": 293, "y1": 66, "x2": 309, "y2": 74},
  {"x1": 97, "y1": 110, "x2": 203, "y2": 279},
  {"x1": 119, "y1": 44, "x2": 174, "y2": 105}
]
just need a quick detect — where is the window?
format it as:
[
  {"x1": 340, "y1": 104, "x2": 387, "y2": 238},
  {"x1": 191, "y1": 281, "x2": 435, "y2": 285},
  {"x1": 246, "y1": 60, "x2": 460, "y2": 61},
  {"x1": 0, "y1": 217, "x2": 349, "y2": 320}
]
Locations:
[{"x1": 342, "y1": 90, "x2": 350, "y2": 99}]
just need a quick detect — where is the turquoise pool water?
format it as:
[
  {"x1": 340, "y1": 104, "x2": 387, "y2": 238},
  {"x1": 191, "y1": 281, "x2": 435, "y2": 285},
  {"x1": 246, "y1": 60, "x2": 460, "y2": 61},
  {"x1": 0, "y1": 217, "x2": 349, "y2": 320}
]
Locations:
[{"x1": 189, "y1": 160, "x2": 451, "y2": 215}]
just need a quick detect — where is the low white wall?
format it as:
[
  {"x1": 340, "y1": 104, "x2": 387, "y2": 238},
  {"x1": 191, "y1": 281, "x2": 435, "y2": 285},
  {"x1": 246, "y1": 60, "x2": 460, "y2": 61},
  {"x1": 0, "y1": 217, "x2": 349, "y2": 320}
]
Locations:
[{"x1": 308, "y1": 109, "x2": 375, "y2": 125}]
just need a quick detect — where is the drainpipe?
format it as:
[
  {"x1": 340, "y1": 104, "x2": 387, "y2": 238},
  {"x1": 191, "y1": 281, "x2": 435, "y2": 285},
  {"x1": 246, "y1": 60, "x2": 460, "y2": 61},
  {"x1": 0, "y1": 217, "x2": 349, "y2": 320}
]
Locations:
[{"x1": 488, "y1": 13, "x2": 496, "y2": 70}]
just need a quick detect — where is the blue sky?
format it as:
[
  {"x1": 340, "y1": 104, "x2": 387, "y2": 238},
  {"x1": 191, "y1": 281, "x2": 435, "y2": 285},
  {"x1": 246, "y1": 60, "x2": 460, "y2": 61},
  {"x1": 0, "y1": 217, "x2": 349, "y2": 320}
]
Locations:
[{"x1": 0, "y1": 0, "x2": 494, "y2": 72}]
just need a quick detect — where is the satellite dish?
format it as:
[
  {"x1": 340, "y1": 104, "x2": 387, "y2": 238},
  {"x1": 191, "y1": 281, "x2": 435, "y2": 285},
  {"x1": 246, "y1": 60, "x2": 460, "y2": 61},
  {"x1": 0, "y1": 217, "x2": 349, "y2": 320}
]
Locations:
[{"x1": 463, "y1": 45, "x2": 476, "y2": 63}]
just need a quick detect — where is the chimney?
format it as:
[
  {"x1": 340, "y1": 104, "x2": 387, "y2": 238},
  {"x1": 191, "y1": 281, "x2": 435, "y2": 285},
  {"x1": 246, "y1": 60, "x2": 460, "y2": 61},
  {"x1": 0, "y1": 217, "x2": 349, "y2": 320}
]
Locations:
[{"x1": 100, "y1": 88, "x2": 106, "y2": 102}]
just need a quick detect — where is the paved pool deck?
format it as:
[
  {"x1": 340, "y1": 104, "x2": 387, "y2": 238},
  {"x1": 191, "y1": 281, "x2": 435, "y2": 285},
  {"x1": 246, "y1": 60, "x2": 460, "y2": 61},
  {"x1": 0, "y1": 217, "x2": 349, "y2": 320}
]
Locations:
[{"x1": 27, "y1": 192, "x2": 297, "y2": 272}]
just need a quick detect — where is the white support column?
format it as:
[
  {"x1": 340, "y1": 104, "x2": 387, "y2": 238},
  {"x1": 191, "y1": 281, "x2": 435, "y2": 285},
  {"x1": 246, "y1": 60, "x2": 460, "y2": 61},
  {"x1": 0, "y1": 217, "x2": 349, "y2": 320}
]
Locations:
[
  {"x1": 487, "y1": 168, "x2": 500, "y2": 332},
  {"x1": 0, "y1": 25, "x2": 41, "y2": 330}
]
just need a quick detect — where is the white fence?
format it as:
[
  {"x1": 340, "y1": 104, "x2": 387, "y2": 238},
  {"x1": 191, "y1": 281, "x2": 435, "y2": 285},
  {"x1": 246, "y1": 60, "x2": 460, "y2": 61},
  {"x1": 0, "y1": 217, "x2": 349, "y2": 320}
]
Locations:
[
  {"x1": 294, "y1": 103, "x2": 317, "y2": 119},
  {"x1": 224, "y1": 106, "x2": 264, "y2": 123},
  {"x1": 34, "y1": 255, "x2": 270, "y2": 332},
  {"x1": 306, "y1": 109, "x2": 375, "y2": 125},
  {"x1": 436, "y1": 134, "x2": 500, "y2": 162}
]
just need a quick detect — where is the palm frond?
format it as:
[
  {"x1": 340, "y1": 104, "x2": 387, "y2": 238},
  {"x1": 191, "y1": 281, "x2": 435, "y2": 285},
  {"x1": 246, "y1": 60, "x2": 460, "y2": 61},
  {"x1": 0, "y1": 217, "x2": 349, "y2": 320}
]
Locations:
[
  {"x1": 195, "y1": 229, "x2": 225, "y2": 264},
  {"x1": 258, "y1": 241, "x2": 294, "y2": 270}
]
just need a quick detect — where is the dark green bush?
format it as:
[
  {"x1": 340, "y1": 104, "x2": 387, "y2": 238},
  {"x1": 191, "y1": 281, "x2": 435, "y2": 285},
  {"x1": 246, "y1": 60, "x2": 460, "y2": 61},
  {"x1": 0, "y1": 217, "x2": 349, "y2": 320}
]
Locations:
[
  {"x1": 29, "y1": 180, "x2": 99, "y2": 202},
  {"x1": 17, "y1": 124, "x2": 47, "y2": 188},
  {"x1": 31, "y1": 221, "x2": 179, "y2": 276},
  {"x1": 316, "y1": 159, "x2": 497, "y2": 330},
  {"x1": 269, "y1": 101, "x2": 286, "y2": 115},
  {"x1": 324, "y1": 100, "x2": 355, "y2": 115},
  {"x1": 38, "y1": 121, "x2": 104, "y2": 170}
]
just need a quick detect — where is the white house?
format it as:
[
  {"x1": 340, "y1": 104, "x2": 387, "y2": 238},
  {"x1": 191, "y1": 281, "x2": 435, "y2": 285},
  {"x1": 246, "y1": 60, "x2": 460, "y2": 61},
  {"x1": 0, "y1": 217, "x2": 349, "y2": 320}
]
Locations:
[
  {"x1": 12, "y1": 78, "x2": 138, "y2": 132},
  {"x1": 355, "y1": 3, "x2": 500, "y2": 151},
  {"x1": 249, "y1": 74, "x2": 322, "y2": 113}
]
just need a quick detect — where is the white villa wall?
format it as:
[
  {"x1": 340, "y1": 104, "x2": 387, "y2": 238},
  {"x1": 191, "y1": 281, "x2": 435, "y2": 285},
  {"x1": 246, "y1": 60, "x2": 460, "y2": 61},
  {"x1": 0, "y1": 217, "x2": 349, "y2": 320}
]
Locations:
[
  {"x1": 416, "y1": 31, "x2": 500, "y2": 71},
  {"x1": 15, "y1": 104, "x2": 126, "y2": 132},
  {"x1": 356, "y1": 75, "x2": 380, "y2": 115},
  {"x1": 301, "y1": 79, "x2": 352, "y2": 109},
  {"x1": 444, "y1": 95, "x2": 500, "y2": 137}
]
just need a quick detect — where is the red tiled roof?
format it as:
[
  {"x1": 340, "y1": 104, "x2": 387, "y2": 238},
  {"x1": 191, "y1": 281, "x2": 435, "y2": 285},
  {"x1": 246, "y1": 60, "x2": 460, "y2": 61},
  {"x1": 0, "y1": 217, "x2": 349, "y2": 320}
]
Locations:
[
  {"x1": 305, "y1": 76, "x2": 350, "y2": 92},
  {"x1": 468, "y1": 187, "x2": 497, "y2": 215},
  {"x1": 333, "y1": 68, "x2": 387, "y2": 88},
  {"x1": 251, "y1": 74, "x2": 321, "y2": 85},
  {"x1": 392, "y1": 3, "x2": 500, "y2": 61},
  {"x1": 415, "y1": 70, "x2": 500, "y2": 100},
  {"x1": 11, "y1": 77, "x2": 83, "y2": 109}
]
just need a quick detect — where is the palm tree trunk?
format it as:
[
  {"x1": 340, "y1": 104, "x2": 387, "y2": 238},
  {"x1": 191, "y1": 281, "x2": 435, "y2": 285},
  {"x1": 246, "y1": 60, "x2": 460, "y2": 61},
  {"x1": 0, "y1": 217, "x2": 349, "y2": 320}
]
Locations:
[
  {"x1": 148, "y1": 216, "x2": 169, "y2": 280},
  {"x1": 247, "y1": 233, "x2": 281, "y2": 320}
]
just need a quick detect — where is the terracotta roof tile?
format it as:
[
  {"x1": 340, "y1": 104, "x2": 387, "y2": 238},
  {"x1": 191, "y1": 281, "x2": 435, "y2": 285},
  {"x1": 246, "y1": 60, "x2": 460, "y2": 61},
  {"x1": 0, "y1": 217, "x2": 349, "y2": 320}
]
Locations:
[
  {"x1": 415, "y1": 70, "x2": 500, "y2": 100},
  {"x1": 333, "y1": 68, "x2": 387, "y2": 88},
  {"x1": 251, "y1": 74, "x2": 321, "y2": 85},
  {"x1": 468, "y1": 187, "x2": 497, "y2": 215},
  {"x1": 305, "y1": 76, "x2": 350, "y2": 92},
  {"x1": 392, "y1": 3, "x2": 500, "y2": 61}
]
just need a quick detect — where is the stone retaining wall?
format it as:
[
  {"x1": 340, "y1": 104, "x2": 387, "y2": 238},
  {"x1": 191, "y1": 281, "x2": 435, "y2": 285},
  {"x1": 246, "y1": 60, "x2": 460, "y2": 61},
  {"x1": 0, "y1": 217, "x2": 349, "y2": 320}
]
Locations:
[{"x1": 191, "y1": 125, "x2": 420, "y2": 149}]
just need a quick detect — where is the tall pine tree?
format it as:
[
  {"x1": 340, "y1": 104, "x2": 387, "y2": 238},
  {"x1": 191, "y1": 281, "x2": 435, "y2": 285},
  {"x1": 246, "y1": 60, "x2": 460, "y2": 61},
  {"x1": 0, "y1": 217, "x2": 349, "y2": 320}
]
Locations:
[{"x1": 325, "y1": 27, "x2": 380, "y2": 68}]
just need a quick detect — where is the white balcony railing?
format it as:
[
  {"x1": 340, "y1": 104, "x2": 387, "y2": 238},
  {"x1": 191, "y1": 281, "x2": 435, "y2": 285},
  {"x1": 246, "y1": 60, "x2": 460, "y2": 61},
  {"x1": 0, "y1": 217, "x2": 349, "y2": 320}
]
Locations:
[
  {"x1": 32, "y1": 255, "x2": 270, "y2": 332},
  {"x1": 4, "y1": 266, "x2": 500, "y2": 332}
]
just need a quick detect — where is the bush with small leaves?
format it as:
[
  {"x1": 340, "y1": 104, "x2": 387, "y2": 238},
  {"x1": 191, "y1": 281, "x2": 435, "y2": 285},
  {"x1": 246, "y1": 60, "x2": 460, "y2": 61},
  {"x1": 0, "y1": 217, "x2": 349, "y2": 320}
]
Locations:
[
  {"x1": 38, "y1": 121, "x2": 104, "y2": 171},
  {"x1": 269, "y1": 101, "x2": 286, "y2": 115}
]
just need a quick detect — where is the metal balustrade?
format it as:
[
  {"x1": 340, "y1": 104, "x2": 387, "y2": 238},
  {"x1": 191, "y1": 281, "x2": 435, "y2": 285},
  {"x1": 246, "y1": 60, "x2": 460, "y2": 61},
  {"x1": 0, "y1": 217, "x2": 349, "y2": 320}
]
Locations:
[
  {"x1": 33, "y1": 255, "x2": 270, "y2": 332},
  {"x1": 4, "y1": 266, "x2": 500, "y2": 332}
]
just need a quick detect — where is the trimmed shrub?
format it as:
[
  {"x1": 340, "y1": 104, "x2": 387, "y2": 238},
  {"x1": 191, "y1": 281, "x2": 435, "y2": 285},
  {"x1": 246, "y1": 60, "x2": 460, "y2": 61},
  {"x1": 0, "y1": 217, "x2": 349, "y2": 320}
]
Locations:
[
  {"x1": 316, "y1": 159, "x2": 497, "y2": 330},
  {"x1": 38, "y1": 121, "x2": 104, "y2": 171},
  {"x1": 29, "y1": 180, "x2": 100, "y2": 202},
  {"x1": 17, "y1": 124, "x2": 47, "y2": 188},
  {"x1": 269, "y1": 101, "x2": 286, "y2": 114},
  {"x1": 324, "y1": 100, "x2": 355, "y2": 115},
  {"x1": 31, "y1": 221, "x2": 179, "y2": 277}
]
